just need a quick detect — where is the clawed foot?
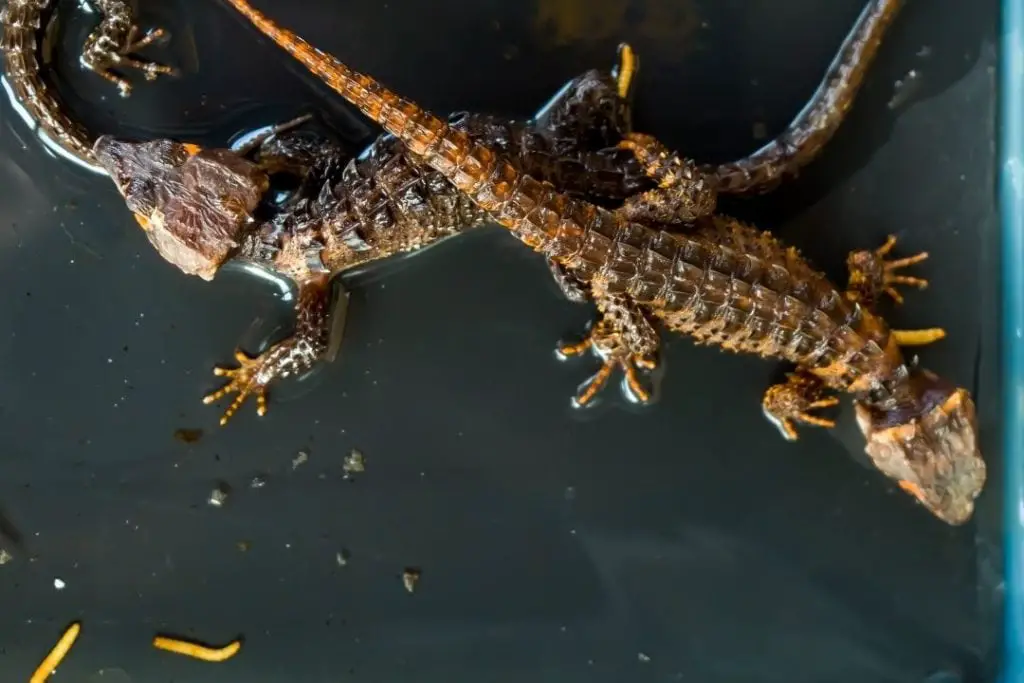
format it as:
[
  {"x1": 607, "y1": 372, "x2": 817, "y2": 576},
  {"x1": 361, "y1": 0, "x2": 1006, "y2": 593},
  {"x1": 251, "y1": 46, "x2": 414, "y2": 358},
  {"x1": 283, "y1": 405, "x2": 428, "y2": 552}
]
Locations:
[
  {"x1": 202, "y1": 349, "x2": 274, "y2": 426},
  {"x1": 762, "y1": 372, "x2": 839, "y2": 441},
  {"x1": 556, "y1": 322, "x2": 657, "y2": 407},
  {"x1": 81, "y1": 25, "x2": 175, "y2": 97},
  {"x1": 847, "y1": 235, "x2": 929, "y2": 306},
  {"x1": 613, "y1": 132, "x2": 717, "y2": 223}
]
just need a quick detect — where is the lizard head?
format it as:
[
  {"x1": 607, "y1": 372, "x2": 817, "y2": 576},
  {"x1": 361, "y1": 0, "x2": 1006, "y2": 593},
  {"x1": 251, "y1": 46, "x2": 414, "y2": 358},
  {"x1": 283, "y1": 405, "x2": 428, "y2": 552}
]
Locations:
[
  {"x1": 93, "y1": 135, "x2": 270, "y2": 281},
  {"x1": 854, "y1": 366, "x2": 985, "y2": 526}
]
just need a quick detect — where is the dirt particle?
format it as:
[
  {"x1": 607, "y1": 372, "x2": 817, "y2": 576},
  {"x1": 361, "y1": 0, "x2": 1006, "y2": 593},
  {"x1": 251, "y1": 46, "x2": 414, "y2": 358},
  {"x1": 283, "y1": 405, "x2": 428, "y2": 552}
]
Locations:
[
  {"x1": 0, "y1": 549, "x2": 11, "y2": 565},
  {"x1": 174, "y1": 428, "x2": 203, "y2": 444},
  {"x1": 751, "y1": 122, "x2": 768, "y2": 140},
  {"x1": 343, "y1": 449, "x2": 365, "y2": 478},
  {"x1": 402, "y1": 567, "x2": 421, "y2": 593},
  {"x1": 208, "y1": 482, "x2": 230, "y2": 507},
  {"x1": 336, "y1": 549, "x2": 350, "y2": 567},
  {"x1": 638, "y1": 652, "x2": 651, "y2": 663},
  {"x1": 292, "y1": 449, "x2": 310, "y2": 470}
]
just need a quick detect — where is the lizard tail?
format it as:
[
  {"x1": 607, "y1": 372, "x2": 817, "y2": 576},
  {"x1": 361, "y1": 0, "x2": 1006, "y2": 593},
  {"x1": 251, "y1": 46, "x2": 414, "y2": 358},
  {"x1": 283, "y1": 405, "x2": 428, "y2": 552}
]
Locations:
[
  {"x1": 222, "y1": 0, "x2": 589, "y2": 253},
  {"x1": 1, "y1": 0, "x2": 102, "y2": 172}
]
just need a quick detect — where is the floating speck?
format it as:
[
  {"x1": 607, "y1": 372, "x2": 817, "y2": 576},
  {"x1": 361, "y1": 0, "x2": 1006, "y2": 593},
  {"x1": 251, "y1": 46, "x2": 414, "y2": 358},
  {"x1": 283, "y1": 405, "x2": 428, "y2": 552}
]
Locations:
[
  {"x1": 402, "y1": 567, "x2": 421, "y2": 593},
  {"x1": 173, "y1": 428, "x2": 203, "y2": 444},
  {"x1": 638, "y1": 652, "x2": 651, "y2": 663},
  {"x1": 0, "y1": 549, "x2": 11, "y2": 565},
  {"x1": 751, "y1": 121, "x2": 768, "y2": 140},
  {"x1": 564, "y1": 486, "x2": 576, "y2": 501},
  {"x1": 250, "y1": 474, "x2": 268, "y2": 489},
  {"x1": 208, "y1": 483, "x2": 229, "y2": 507},
  {"x1": 292, "y1": 450, "x2": 310, "y2": 470},
  {"x1": 237, "y1": 540, "x2": 251, "y2": 552},
  {"x1": 336, "y1": 549, "x2": 350, "y2": 567},
  {"x1": 53, "y1": 578, "x2": 66, "y2": 590},
  {"x1": 343, "y1": 449, "x2": 365, "y2": 478}
]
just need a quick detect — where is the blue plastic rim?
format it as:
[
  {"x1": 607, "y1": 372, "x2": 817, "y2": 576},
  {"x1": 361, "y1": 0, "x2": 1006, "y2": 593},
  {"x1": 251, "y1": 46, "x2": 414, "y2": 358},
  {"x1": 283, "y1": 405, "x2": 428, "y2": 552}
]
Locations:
[{"x1": 1003, "y1": 0, "x2": 1024, "y2": 681}]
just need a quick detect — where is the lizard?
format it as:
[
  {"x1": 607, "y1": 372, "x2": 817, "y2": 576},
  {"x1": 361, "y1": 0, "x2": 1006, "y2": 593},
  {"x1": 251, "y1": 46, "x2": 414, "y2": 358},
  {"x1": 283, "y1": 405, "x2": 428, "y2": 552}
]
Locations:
[
  {"x1": 206, "y1": 0, "x2": 907, "y2": 411},
  {"x1": 214, "y1": 0, "x2": 985, "y2": 526},
  {"x1": 3, "y1": 0, "x2": 905, "y2": 422}
]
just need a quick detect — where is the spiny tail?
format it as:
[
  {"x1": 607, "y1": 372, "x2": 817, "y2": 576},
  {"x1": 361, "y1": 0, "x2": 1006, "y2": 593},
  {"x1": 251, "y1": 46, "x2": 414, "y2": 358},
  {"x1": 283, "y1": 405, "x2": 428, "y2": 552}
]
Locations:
[
  {"x1": 222, "y1": 0, "x2": 595, "y2": 255},
  {"x1": 1, "y1": 0, "x2": 102, "y2": 172},
  {"x1": 702, "y1": 0, "x2": 904, "y2": 194}
]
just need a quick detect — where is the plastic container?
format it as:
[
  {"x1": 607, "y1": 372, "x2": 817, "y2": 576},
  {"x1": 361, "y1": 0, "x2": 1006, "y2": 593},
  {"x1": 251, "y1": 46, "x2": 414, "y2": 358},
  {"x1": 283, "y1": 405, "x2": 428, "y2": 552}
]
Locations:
[{"x1": 0, "y1": 1, "x2": 1002, "y2": 681}]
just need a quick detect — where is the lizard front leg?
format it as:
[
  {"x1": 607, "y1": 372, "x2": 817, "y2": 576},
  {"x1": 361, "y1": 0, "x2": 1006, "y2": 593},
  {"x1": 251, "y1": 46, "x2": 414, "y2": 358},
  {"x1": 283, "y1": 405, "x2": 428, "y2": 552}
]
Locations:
[
  {"x1": 845, "y1": 234, "x2": 946, "y2": 347},
  {"x1": 80, "y1": 1, "x2": 176, "y2": 97},
  {"x1": 203, "y1": 275, "x2": 343, "y2": 425},
  {"x1": 614, "y1": 132, "x2": 718, "y2": 225},
  {"x1": 556, "y1": 290, "x2": 659, "y2": 407},
  {"x1": 762, "y1": 371, "x2": 840, "y2": 441}
]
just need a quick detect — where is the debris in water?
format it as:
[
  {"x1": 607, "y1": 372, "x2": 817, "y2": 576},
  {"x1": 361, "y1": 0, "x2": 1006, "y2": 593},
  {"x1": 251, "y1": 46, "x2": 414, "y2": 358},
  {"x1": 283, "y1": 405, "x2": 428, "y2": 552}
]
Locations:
[
  {"x1": 208, "y1": 483, "x2": 229, "y2": 507},
  {"x1": 888, "y1": 69, "x2": 922, "y2": 110},
  {"x1": 174, "y1": 428, "x2": 203, "y2": 444},
  {"x1": 751, "y1": 121, "x2": 768, "y2": 140},
  {"x1": 402, "y1": 567, "x2": 421, "y2": 593},
  {"x1": 336, "y1": 549, "x2": 350, "y2": 567},
  {"x1": 249, "y1": 474, "x2": 268, "y2": 489},
  {"x1": 638, "y1": 652, "x2": 651, "y2": 663},
  {"x1": 53, "y1": 578, "x2": 66, "y2": 591},
  {"x1": 0, "y1": 548, "x2": 11, "y2": 565},
  {"x1": 292, "y1": 450, "x2": 310, "y2": 470},
  {"x1": 236, "y1": 540, "x2": 251, "y2": 552},
  {"x1": 343, "y1": 449, "x2": 365, "y2": 478}
]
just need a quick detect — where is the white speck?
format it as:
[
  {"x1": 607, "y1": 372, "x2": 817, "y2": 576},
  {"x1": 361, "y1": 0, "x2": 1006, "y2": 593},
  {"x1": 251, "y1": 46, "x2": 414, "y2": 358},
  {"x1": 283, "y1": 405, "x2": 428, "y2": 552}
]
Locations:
[
  {"x1": 343, "y1": 449, "x2": 365, "y2": 477},
  {"x1": 107, "y1": 358, "x2": 113, "y2": 363},
  {"x1": 336, "y1": 550, "x2": 349, "y2": 567},
  {"x1": 0, "y1": 549, "x2": 12, "y2": 565},
  {"x1": 208, "y1": 485, "x2": 229, "y2": 507},
  {"x1": 292, "y1": 450, "x2": 309, "y2": 469},
  {"x1": 53, "y1": 578, "x2": 66, "y2": 590},
  {"x1": 638, "y1": 652, "x2": 651, "y2": 663}
]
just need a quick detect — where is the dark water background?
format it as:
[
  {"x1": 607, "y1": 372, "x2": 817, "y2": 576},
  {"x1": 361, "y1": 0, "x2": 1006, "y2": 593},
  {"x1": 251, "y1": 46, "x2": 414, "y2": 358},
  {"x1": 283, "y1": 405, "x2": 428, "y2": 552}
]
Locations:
[{"x1": 0, "y1": 0, "x2": 1002, "y2": 681}]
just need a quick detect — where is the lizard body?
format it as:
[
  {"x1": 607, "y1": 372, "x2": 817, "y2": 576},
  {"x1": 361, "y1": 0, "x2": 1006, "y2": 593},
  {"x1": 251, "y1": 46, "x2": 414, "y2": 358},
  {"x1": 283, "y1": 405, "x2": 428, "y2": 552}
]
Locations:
[{"x1": 217, "y1": 0, "x2": 985, "y2": 526}]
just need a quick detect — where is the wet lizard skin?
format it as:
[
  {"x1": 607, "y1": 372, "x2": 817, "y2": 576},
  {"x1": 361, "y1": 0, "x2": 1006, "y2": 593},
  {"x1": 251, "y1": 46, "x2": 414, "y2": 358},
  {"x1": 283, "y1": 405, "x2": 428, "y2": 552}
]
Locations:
[
  {"x1": 1, "y1": 0, "x2": 174, "y2": 172},
  {"x1": 221, "y1": 0, "x2": 986, "y2": 527}
]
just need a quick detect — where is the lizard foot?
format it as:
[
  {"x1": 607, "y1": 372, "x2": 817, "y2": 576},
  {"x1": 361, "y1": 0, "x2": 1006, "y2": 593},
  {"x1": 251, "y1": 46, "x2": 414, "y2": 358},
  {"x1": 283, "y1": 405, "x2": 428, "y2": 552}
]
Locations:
[
  {"x1": 81, "y1": 24, "x2": 176, "y2": 97},
  {"x1": 613, "y1": 132, "x2": 717, "y2": 223},
  {"x1": 556, "y1": 322, "x2": 657, "y2": 407},
  {"x1": 202, "y1": 349, "x2": 273, "y2": 426},
  {"x1": 762, "y1": 372, "x2": 839, "y2": 441},
  {"x1": 846, "y1": 235, "x2": 929, "y2": 306}
]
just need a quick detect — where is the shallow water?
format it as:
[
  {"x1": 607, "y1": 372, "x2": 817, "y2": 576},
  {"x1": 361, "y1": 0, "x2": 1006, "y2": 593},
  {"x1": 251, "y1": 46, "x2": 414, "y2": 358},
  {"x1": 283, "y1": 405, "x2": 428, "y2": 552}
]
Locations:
[{"x1": 0, "y1": 0, "x2": 1002, "y2": 681}]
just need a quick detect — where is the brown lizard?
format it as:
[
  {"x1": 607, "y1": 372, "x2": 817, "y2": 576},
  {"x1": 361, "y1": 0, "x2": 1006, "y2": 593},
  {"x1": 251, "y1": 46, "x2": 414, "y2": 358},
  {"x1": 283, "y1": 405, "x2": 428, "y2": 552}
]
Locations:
[
  {"x1": 216, "y1": 0, "x2": 907, "y2": 408},
  {"x1": 217, "y1": 0, "x2": 985, "y2": 526},
  {"x1": 4, "y1": 0, "x2": 907, "y2": 426}
]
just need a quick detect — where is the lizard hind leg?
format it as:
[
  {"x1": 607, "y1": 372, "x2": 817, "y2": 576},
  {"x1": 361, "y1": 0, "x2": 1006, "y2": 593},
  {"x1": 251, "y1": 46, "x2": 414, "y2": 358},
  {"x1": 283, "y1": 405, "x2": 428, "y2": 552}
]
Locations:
[
  {"x1": 556, "y1": 294, "x2": 660, "y2": 408},
  {"x1": 614, "y1": 132, "x2": 718, "y2": 224},
  {"x1": 80, "y1": 14, "x2": 176, "y2": 97},
  {"x1": 762, "y1": 371, "x2": 840, "y2": 441}
]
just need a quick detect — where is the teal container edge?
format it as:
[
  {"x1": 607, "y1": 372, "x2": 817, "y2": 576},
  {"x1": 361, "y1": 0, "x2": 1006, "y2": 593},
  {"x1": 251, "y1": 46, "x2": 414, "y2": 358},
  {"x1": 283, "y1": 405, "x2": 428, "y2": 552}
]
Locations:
[{"x1": 1003, "y1": 0, "x2": 1024, "y2": 681}]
